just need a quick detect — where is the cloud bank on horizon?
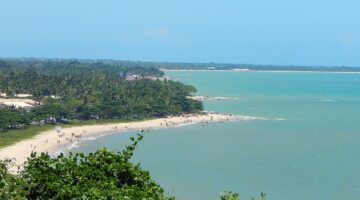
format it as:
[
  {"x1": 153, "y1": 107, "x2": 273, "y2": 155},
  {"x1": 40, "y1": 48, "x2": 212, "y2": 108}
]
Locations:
[{"x1": 0, "y1": 0, "x2": 359, "y2": 67}]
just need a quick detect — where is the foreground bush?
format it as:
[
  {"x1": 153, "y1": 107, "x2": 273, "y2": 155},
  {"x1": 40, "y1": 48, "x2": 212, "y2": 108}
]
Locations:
[
  {"x1": 220, "y1": 191, "x2": 266, "y2": 200},
  {"x1": 0, "y1": 159, "x2": 27, "y2": 199},
  {"x1": 1, "y1": 135, "x2": 174, "y2": 200}
]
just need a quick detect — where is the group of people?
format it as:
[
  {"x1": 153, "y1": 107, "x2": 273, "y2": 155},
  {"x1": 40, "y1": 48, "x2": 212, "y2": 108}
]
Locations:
[{"x1": 31, "y1": 114, "x2": 234, "y2": 153}]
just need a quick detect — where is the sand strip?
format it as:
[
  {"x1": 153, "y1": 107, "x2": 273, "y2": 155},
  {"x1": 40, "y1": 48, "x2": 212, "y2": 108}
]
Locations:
[
  {"x1": 0, "y1": 113, "x2": 262, "y2": 173},
  {"x1": 187, "y1": 95, "x2": 240, "y2": 101}
]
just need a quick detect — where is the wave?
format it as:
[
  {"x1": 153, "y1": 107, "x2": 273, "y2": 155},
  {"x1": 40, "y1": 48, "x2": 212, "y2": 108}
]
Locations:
[
  {"x1": 176, "y1": 122, "x2": 198, "y2": 127},
  {"x1": 320, "y1": 99, "x2": 335, "y2": 102},
  {"x1": 274, "y1": 117, "x2": 287, "y2": 121},
  {"x1": 83, "y1": 137, "x2": 97, "y2": 141},
  {"x1": 66, "y1": 141, "x2": 80, "y2": 150}
]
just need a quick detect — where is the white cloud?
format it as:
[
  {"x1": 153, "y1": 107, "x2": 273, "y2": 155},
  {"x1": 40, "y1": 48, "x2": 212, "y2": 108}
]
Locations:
[{"x1": 144, "y1": 27, "x2": 171, "y2": 39}]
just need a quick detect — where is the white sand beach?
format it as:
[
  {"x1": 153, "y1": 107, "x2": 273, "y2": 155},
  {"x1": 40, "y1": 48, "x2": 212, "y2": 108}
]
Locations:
[
  {"x1": 161, "y1": 69, "x2": 360, "y2": 74},
  {"x1": 0, "y1": 113, "x2": 262, "y2": 174},
  {"x1": 0, "y1": 98, "x2": 36, "y2": 108},
  {"x1": 187, "y1": 95, "x2": 240, "y2": 101}
]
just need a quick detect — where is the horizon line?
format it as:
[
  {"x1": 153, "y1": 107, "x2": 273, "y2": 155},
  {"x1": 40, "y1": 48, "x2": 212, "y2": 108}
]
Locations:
[{"x1": 1, "y1": 56, "x2": 359, "y2": 69}]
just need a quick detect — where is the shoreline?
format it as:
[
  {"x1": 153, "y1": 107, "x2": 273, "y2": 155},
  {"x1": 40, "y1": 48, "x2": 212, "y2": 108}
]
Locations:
[
  {"x1": 188, "y1": 95, "x2": 240, "y2": 101},
  {"x1": 161, "y1": 69, "x2": 360, "y2": 74},
  {"x1": 0, "y1": 113, "x2": 262, "y2": 174}
]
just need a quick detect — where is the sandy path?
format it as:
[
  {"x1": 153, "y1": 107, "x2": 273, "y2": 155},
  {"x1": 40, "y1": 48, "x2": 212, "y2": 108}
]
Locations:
[{"x1": 0, "y1": 98, "x2": 36, "y2": 108}]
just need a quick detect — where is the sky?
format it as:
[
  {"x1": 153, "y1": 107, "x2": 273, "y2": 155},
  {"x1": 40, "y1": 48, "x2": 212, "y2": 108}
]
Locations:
[{"x1": 1, "y1": 0, "x2": 360, "y2": 67}]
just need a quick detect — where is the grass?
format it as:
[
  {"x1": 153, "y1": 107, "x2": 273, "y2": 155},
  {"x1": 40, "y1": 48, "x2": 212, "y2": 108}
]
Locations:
[
  {"x1": 0, "y1": 125, "x2": 54, "y2": 148},
  {"x1": 0, "y1": 117, "x2": 155, "y2": 148}
]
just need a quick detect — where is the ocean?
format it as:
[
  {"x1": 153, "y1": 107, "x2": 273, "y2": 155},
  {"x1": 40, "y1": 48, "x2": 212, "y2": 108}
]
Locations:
[{"x1": 66, "y1": 71, "x2": 360, "y2": 200}]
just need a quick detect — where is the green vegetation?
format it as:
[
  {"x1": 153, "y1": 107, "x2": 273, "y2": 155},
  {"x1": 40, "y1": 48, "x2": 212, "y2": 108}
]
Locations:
[
  {"x1": 0, "y1": 124, "x2": 53, "y2": 148},
  {"x1": 0, "y1": 135, "x2": 266, "y2": 199},
  {"x1": 0, "y1": 59, "x2": 202, "y2": 141},
  {"x1": 1, "y1": 135, "x2": 174, "y2": 199},
  {"x1": 0, "y1": 59, "x2": 163, "y2": 77},
  {"x1": 220, "y1": 191, "x2": 240, "y2": 200},
  {"x1": 219, "y1": 191, "x2": 266, "y2": 200}
]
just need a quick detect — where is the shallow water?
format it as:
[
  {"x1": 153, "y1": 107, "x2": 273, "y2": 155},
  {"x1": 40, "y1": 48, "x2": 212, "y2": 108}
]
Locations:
[{"x1": 67, "y1": 71, "x2": 360, "y2": 200}]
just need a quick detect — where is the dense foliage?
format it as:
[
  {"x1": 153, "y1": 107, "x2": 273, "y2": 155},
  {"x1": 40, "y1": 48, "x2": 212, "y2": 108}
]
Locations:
[
  {"x1": 0, "y1": 59, "x2": 163, "y2": 77},
  {"x1": 0, "y1": 135, "x2": 174, "y2": 199},
  {"x1": 0, "y1": 159, "x2": 27, "y2": 199},
  {"x1": 0, "y1": 59, "x2": 202, "y2": 131},
  {"x1": 0, "y1": 106, "x2": 30, "y2": 130}
]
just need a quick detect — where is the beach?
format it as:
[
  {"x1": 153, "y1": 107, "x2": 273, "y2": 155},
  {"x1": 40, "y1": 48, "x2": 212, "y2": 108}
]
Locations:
[
  {"x1": 0, "y1": 98, "x2": 36, "y2": 108},
  {"x1": 0, "y1": 113, "x2": 261, "y2": 174},
  {"x1": 187, "y1": 95, "x2": 240, "y2": 101},
  {"x1": 161, "y1": 69, "x2": 360, "y2": 74}
]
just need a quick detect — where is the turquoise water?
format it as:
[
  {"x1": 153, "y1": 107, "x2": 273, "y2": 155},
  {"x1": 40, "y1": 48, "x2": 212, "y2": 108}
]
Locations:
[{"x1": 68, "y1": 71, "x2": 360, "y2": 200}]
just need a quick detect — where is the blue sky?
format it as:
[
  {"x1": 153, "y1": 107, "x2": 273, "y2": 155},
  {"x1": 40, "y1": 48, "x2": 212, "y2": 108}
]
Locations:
[{"x1": 1, "y1": 0, "x2": 359, "y2": 66}]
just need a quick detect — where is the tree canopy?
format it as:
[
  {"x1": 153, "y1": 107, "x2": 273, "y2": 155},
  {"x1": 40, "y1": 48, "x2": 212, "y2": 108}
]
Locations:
[{"x1": 0, "y1": 59, "x2": 202, "y2": 131}]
